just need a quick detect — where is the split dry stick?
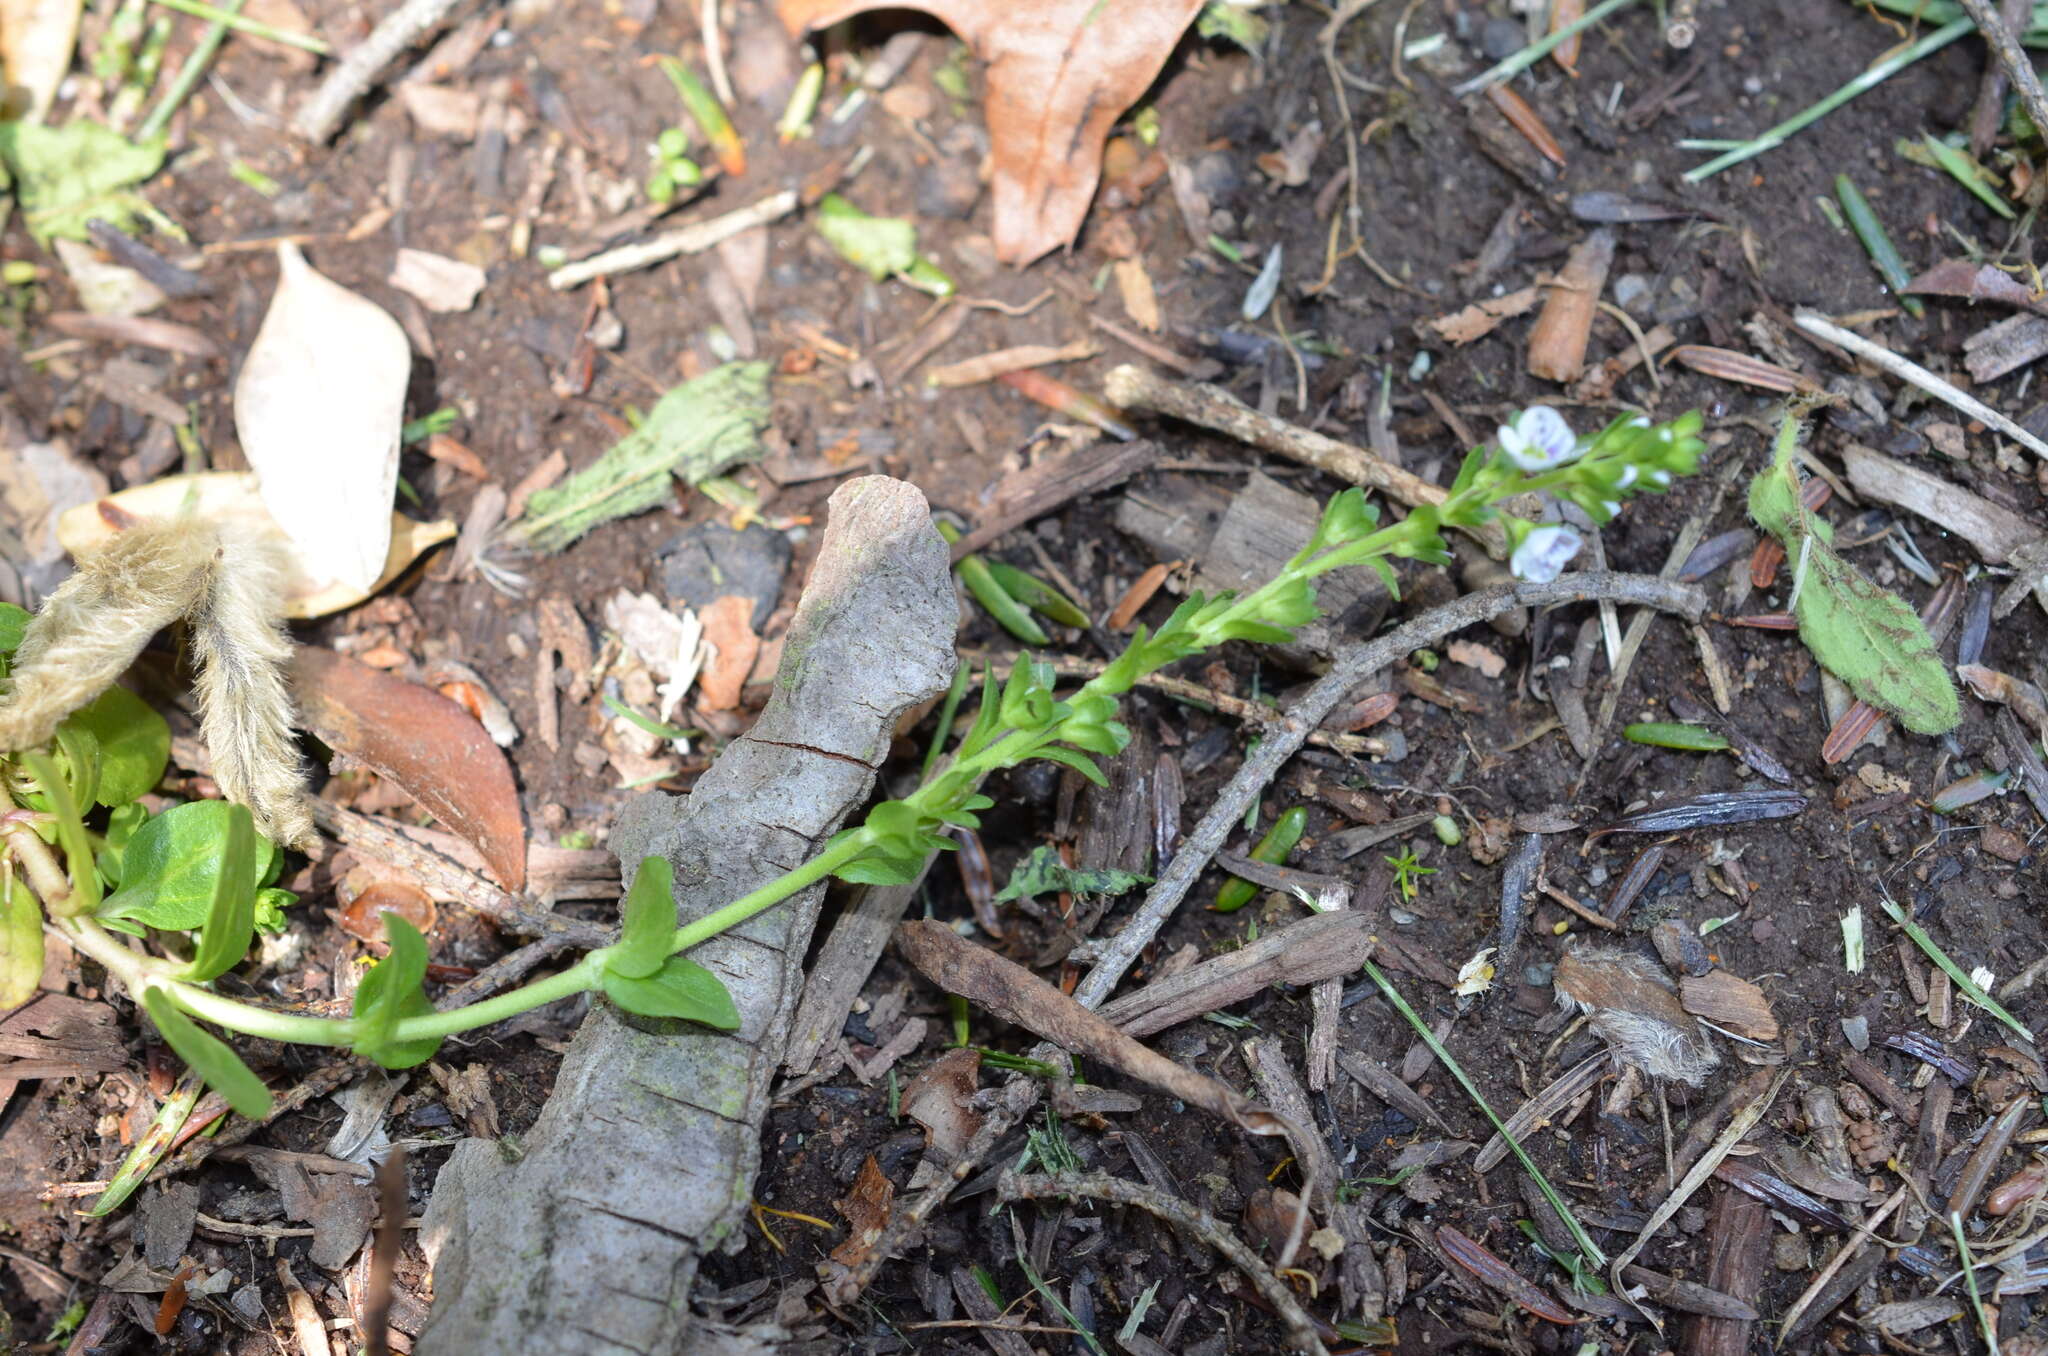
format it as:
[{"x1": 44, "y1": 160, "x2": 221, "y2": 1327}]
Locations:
[
  {"x1": 997, "y1": 1171, "x2": 1330, "y2": 1356},
  {"x1": 1796, "y1": 309, "x2": 2048, "y2": 460},
  {"x1": 1102, "y1": 364, "x2": 1510, "y2": 557},
  {"x1": 1077, "y1": 570, "x2": 1709, "y2": 1008}
]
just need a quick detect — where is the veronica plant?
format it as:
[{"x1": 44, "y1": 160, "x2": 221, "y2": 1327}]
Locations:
[{"x1": 0, "y1": 407, "x2": 1703, "y2": 1122}]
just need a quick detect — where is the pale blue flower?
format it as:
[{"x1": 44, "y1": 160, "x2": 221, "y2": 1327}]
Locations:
[
  {"x1": 1496, "y1": 406, "x2": 1579, "y2": 472},
  {"x1": 1511, "y1": 523, "x2": 1582, "y2": 583}
]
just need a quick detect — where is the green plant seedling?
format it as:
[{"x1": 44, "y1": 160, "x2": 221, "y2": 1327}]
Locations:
[
  {"x1": 1385, "y1": 849, "x2": 1436, "y2": 902},
  {"x1": 1214, "y1": 806, "x2": 1308, "y2": 911}
]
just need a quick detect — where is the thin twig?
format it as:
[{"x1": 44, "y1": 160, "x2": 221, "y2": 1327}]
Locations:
[
  {"x1": 997, "y1": 1171, "x2": 1331, "y2": 1356},
  {"x1": 1958, "y1": 0, "x2": 2048, "y2": 165},
  {"x1": 1796, "y1": 309, "x2": 2048, "y2": 460},
  {"x1": 546, "y1": 190, "x2": 800, "y2": 289},
  {"x1": 1452, "y1": 0, "x2": 1644, "y2": 94},
  {"x1": 1075, "y1": 571, "x2": 1708, "y2": 1008},
  {"x1": 294, "y1": 0, "x2": 467, "y2": 141}
]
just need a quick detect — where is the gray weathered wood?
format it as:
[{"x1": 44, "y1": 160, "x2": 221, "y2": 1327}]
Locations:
[{"x1": 416, "y1": 478, "x2": 956, "y2": 1355}]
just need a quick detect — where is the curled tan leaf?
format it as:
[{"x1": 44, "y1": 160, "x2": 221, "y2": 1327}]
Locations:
[{"x1": 778, "y1": 0, "x2": 1204, "y2": 265}]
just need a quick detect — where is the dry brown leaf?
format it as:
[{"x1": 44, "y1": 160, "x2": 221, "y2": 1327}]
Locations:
[
  {"x1": 1906, "y1": 258, "x2": 2048, "y2": 316},
  {"x1": 777, "y1": 0, "x2": 1204, "y2": 265},
  {"x1": 292, "y1": 647, "x2": 526, "y2": 891},
  {"x1": 1425, "y1": 286, "x2": 1540, "y2": 345},
  {"x1": 696, "y1": 594, "x2": 760, "y2": 711},
  {"x1": 1680, "y1": 971, "x2": 1780, "y2": 1043},
  {"x1": 1114, "y1": 257, "x2": 1162, "y2": 332},
  {"x1": 828, "y1": 1154, "x2": 895, "y2": 1269},
  {"x1": 900, "y1": 1047, "x2": 983, "y2": 1160}
]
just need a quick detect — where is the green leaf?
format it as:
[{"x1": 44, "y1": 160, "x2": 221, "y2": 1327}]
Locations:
[
  {"x1": 609, "y1": 856, "x2": 676, "y2": 980},
  {"x1": 836, "y1": 849, "x2": 932, "y2": 886},
  {"x1": 251, "y1": 888, "x2": 297, "y2": 934},
  {"x1": 20, "y1": 751, "x2": 99, "y2": 916},
  {"x1": 181, "y1": 804, "x2": 258, "y2": 982},
  {"x1": 96, "y1": 801, "x2": 149, "y2": 888},
  {"x1": 982, "y1": 561, "x2": 1090, "y2": 628},
  {"x1": 1749, "y1": 414, "x2": 1959, "y2": 734},
  {"x1": 99, "y1": 799, "x2": 271, "y2": 932},
  {"x1": 350, "y1": 913, "x2": 442, "y2": 1068},
  {"x1": 601, "y1": 954, "x2": 740, "y2": 1027},
  {"x1": 994, "y1": 845, "x2": 1150, "y2": 905},
  {"x1": 141, "y1": 988, "x2": 272, "y2": 1119},
  {"x1": 64, "y1": 686, "x2": 169, "y2": 808},
  {"x1": 1034, "y1": 745, "x2": 1106, "y2": 786},
  {"x1": 0, "y1": 121, "x2": 170, "y2": 244},
  {"x1": 814, "y1": 193, "x2": 918, "y2": 281},
  {"x1": 1, "y1": 875, "x2": 45, "y2": 1010},
  {"x1": 0, "y1": 600, "x2": 27, "y2": 654}
]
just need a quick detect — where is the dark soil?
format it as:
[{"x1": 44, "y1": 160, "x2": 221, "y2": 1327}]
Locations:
[{"x1": 5, "y1": 0, "x2": 2048, "y2": 1351}]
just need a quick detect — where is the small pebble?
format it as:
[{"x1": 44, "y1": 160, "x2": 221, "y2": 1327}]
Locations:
[
  {"x1": 1982, "y1": 825, "x2": 2030, "y2": 862},
  {"x1": 1841, "y1": 1014, "x2": 1870, "y2": 1051}
]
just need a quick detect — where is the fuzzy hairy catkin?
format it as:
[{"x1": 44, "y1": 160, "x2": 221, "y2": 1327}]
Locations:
[
  {"x1": 188, "y1": 529, "x2": 315, "y2": 850},
  {"x1": 0, "y1": 518, "x2": 219, "y2": 752}
]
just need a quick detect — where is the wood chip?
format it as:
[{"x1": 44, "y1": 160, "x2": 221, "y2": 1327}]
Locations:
[
  {"x1": 1424, "y1": 286, "x2": 1540, "y2": 345},
  {"x1": 1679, "y1": 970, "x2": 1780, "y2": 1042},
  {"x1": 1526, "y1": 229, "x2": 1613, "y2": 382}
]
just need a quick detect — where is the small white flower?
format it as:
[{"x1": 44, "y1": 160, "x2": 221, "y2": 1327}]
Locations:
[
  {"x1": 1496, "y1": 406, "x2": 1579, "y2": 472},
  {"x1": 1603, "y1": 501, "x2": 1622, "y2": 518},
  {"x1": 1649, "y1": 469, "x2": 1671, "y2": 487},
  {"x1": 1616, "y1": 465, "x2": 1638, "y2": 489},
  {"x1": 1511, "y1": 523, "x2": 1583, "y2": 583}
]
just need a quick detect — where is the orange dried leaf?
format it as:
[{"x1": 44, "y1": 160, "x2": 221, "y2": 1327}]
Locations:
[
  {"x1": 777, "y1": 0, "x2": 1205, "y2": 264},
  {"x1": 292, "y1": 647, "x2": 527, "y2": 891},
  {"x1": 1485, "y1": 84, "x2": 1566, "y2": 167},
  {"x1": 697, "y1": 594, "x2": 761, "y2": 711},
  {"x1": 1425, "y1": 286, "x2": 1541, "y2": 345},
  {"x1": 829, "y1": 1155, "x2": 895, "y2": 1268}
]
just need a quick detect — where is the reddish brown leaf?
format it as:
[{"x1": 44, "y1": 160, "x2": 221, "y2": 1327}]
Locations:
[
  {"x1": 828, "y1": 1154, "x2": 895, "y2": 1268},
  {"x1": 292, "y1": 648, "x2": 526, "y2": 891},
  {"x1": 777, "y1": 0, "x2": 1204, "y2": 265},
  {"x1": 1905, "y1": 258, "x2": 2048, "y2": 315},
  {"x1": 1435, "y1": 1225, "x2": 1581, "y2": 1324},
  {"x1": 696, "y1": 594, "x2": 760, "y2": 712}
]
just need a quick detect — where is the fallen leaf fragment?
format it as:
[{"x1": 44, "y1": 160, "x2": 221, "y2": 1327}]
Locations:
[
  {"x1": 234, "y1": 242, "x2": 411, "y2": 593},
  {"x1": 1905, "y1": 258, "x2": 2048, "y2": 316},
  {"x1": 900, "y1": 1047, "x2": 983, "y2": 1160},
  {"x1": 603, "y1": 590, "x2": 706, "y2": 723},
  {"x1": 778, "y1": 0, "x2": 1205, "y2": 265},
  {"x1": 292, "y1": 647, "x2": 526, "y2": 891},
  {"x1": 1527, "y1": 229, "x2": 1614, "y2": 382},
  {"x1": 1114, "y1": 257, "x2": 1161, "y2": 331},
  {"x1": 0, "y1": 0, "x2": 83, "y2": 121},
  {"x1": 389, "y1": 248, "x2": 487, "y2": 313},
  {"x1": 1425, "y1": 286, "x2": 1540, "y2": 345},
  {"x1": 695, "y1": 594, "x2": 759, "y2": 711},
  {"x1": 56, "y1": 473, "x2": 454, "y2": 619},
  {"x1": 1680, "y1": 970, "x2": 1780, "y2": 1043},
  {"x1": 828, "y1": 1155, "x2": 894, "y2": 1269}
]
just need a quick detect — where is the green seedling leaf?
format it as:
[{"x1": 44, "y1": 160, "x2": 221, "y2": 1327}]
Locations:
[
  {"x1": 252, "y1": 887, "x2": 297, "y2": 934},
  {"x1": 1198, "y1": 0, "x2": 1269, "y2": 49},
  {"x1": 601, "y1": 953, "x2": 740, "y2": 1027},
  {"x1": 50, "y1": 721, "x2": 102, "y2": 815},
  {"x1": 99, "y1": 799, "x2": 275, "y2": 932},
  {"x1": 515, "y1": 361, "x2": 771, "y2": 552},
  {"x1": 815, "y1": 193, "x2": 918, "y2": 281},
  {"x1": 88, "y1": 1072, "x2": 205, "y2": 1218},
  {"x1": 1878, "y1": 895, "x2": 2030, "y2": 1040},
  {"x1": 64, "y1": 685, "x2": 170, "y2": 807},
  {"x1": 350, "y1": 912, "x2": 443, "y2": 1068},
  {"x1": 1623, "y1": 721, "x2": 1729, "y2": 751},
  {"x1": 20, "y1": 751, "x2": 99, "y2": 916},
  {"x1": 982, "y1": 561, "x2": 1090, "y2": 628},
  {"x1": 1, "y1": 875, "x2": 45, "y2": 1009},
  {"x1": 182, "y1": 803, "x2": 258, "y2": 983},
  {"x1": 994, "y1": 844, "x2": 1149, "y2": 905},
  {"x1": 0, "y1": 600, "x2": 27, "y2": 654},
  {"x1": 1749, "y1": 414, "x2": 1959, "y2": 735},
  {"x1": 0, "y1": 120, "x2": 170, "y2": 244},
  {"x1": 141, "y1": 988, "x2": 272, "y2": 1119},
  {"x1": 609, "y1": 856, "x2": 676, "y2": 980}
]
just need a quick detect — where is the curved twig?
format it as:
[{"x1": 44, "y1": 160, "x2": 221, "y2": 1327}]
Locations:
[{"x1": 1075, "y1": 569, "x2": 1708, "y2": 1007}]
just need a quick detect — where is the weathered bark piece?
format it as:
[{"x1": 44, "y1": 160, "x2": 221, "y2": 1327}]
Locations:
[
  {"x1": 416, "y1": 477, "x2": 956, "y2": 1355},
  {"x1": 1095, "y1": 909, "x2": 1374, "y2": 1037}
]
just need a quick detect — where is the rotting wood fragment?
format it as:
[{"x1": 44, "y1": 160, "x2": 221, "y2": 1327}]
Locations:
[
  {"x1": 1335, "y1": 1050, "x2": 1448, "y2": 1130},
  {"x1": 416, "y1": 478, "x2": 956, "y2": 1355},
  {"x1": 1097, "y1": 910, "x2": 1374, "y2": 1037},
  {"x1": 1678, "y1": 1186, "x2": 1767, "y2": 1356}
]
